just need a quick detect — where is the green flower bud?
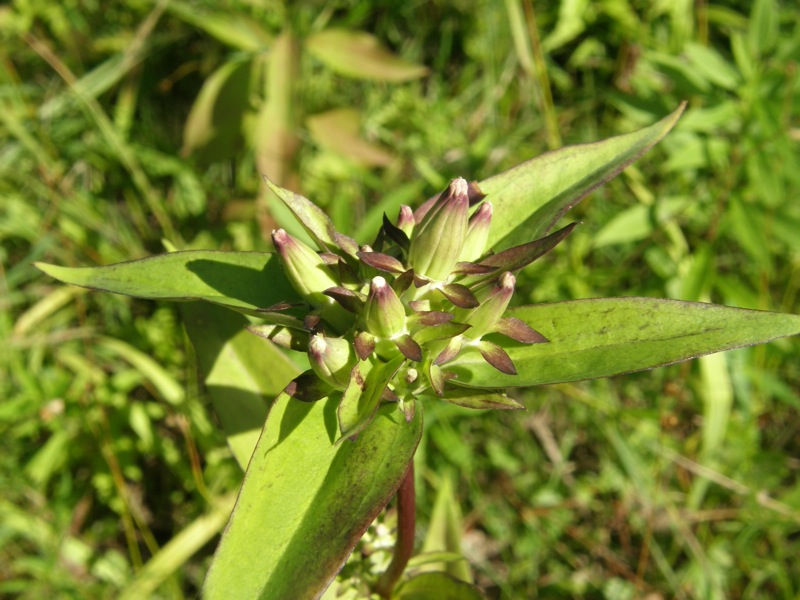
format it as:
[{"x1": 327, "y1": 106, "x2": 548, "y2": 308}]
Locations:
[
  {"x1": 407, "y1": 178, "x2": 469, "y2": 281},
  {"x1": 308, "y1": 333, "x2": 356, "y2": 390},
  {"x1": 461, "y1": 271, "x2": 515, "y2": 339},
  {"x1": 364, "y1": 276, "x2": 406, "y2": 338},
  {"x1": 460, "y1": 202, "x2": 492, "y2": 262},
  {"x1": 272, "y1": 229, "x2": 340, "y2": 306},
  {"x1": 396, "y1": 205, "x2": 415, "y2": 237}
]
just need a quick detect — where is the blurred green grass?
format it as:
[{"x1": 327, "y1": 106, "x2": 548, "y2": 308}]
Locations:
[{"x1": 2, "y1": 0, "x2": 799, "y2": 598}]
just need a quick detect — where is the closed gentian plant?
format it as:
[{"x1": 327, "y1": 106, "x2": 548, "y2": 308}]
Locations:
[{"x1": 37, "y1": 105, "x2": 800, "y2": 599}]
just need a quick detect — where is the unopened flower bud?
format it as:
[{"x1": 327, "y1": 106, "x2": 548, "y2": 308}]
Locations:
[
  {"x1": 461, "y1": 271, "x2": 515, "y2": 339},
  {"x1": 408, "y1": 178, "x2": 469, "y2": 281},
  {"x1": 272, "y1": 229, "x2": 339, "y2": 306},
  {"x1": 460, "y1": 202, "x2": 493, "y2": 262},
  {"x1": 396, "y1": 205, "x2": 415, "y2": 237},
  {"x1": 308, "y1": 334, "x2": 356, "y2": 390},
  {"x1": 364, "y1": 276, "x2": 406, "y2": 338}
]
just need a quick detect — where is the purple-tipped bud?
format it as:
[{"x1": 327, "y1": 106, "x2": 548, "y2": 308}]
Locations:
[
  {"x1": 460, "y1": 202, "x2": 493, "y2": 262},
  {"x1": 308, "y1": 333, "x2": 356, "y2": 390},
  {"x1": 364, "y1": 276, "x2": 407, "y2": 338},
  {"x1": 396, "y1": 205, "x2": 415, "y2": 237},
  {"x1": 272, "y1": 229, "x2": 339, "y2": 306},
  {"x1": 407, "y1": 178, "x2": 469, "y2": 281},
  {"x1": 461, "y1": 271, "x2": 515, "y2": 339}
]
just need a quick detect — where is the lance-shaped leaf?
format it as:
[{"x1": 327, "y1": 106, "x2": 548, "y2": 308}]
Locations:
[
  {"x1": 283, "y1": 371, "x2": 331, "y2": 403},
  {"x1": 203, "y1": 393, "x2": 423, "y2": 599},
  {"x1": 474, "y1": 222, "x2": 578, "y2": 275},
  {"x1": 264, "y1": 176, "x2": 338, "y2": 251},
  {"x1": 247, "y1": 323, "x2": 309, "y2": 352},
  {"x1": 440, "y1": 389, "x2": 524, "y2": 411},
  {"x1": 439, "y1": 283, "x2": 479, "y2": 308},
  {"x1": 338, "y1": 356, "x2": 405, "y2": 440},
  {"x1": 36, "y1": 251, "x2": 300, "y2": 314},
  {"x1": 181, "y1": 303, "x2": 301, "y2": 469},
  {"x1": 305, "y1": 28, "x2": 429, "y2": 82},
  {"x1": 480, "y1": 103, "x2": 686, "y2": 251},
  {"x1": 395, "y1": 334, "x2": 423, "y2": 362},
  {"x1": 448, "y1": 298, "x2": 800, "y2": 388},
  {"x1": 413, "y1": 322, "x2": 471, "y2": 345},
  {"x1": 357, "y1": 250, "x2": 406, "y2": 273}
]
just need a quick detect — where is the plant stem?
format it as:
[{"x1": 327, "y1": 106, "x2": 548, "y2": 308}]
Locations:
[{"x1": 375, "y1": 462, "x2": 415, "y2": 599}]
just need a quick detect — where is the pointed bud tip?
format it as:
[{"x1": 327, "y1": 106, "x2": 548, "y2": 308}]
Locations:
[
  {"x1": 499, "y1": 271, "x2": 516, "y2": 290},
  {"x1": 451, "y1": 177, "x2": 469, "y2": 196},
  {"x1": 309, "y1": 333, "x2": 326, "y2": 355}
]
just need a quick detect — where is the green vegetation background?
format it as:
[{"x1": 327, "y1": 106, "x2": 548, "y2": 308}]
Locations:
[{"x1": 2, "y1": 0, "x2": 799, "y2": 598}]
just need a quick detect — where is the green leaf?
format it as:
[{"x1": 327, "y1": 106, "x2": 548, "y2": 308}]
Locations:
[
  {"x1": 479, "y1": 104, "x2": 685, "y2": 251},
  {"x1": 338, "y1": 356, "x2": 405, "y2": 441},
  {"x1": 418, "y1": 476, "x2": 473, "y2": 583},
  {"x1": 119, "y1": 493, "x2": 237, "y2": 600},
  {"x1": 166, "y1": 1, "x2": 272, "y2": 51},
  {"x1": 394, "y1": 572, "x2": 486, "y2": 600},
  {"x1": 306, "y1": 108, "x2": 394, "y2": 167},
  {"x1": 448, "y1": 298, "x2": 800, "y2": 388},
  {"x1": 181, "y1": 58, "x2": 252, "y2": 162},
  {"x1": 35, "y1": 250, "x2": 300, "y2": 314},
  {"x1": 181, "y1": 303, "x2": 301, "y2": 469},
  {"x1": 203, "y1": 394, "x2": 422, "y2": 599},
  {"x1": 441, "y1": 390, "x2": 524, "y2": 411},
  {"x1": 264, "y1": 177, "x2": 339, "y2": 251},
  {"x1": 305, "y1": 29, "x2": 429, "y2": 82}
]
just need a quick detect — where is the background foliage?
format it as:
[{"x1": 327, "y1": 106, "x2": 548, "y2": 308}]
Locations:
[{"x1": 2, "y1": 0, "x2": 799, "y2": 598}]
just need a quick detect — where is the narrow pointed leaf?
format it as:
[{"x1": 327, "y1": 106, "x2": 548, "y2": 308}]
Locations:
[
  {"x1": 357, "y1": 250, "x2": 406, "y2": 273},
  {"x1": 382, "y1": 212, "x2": 411, "y2": 251},
  {"x1": 494, "y1": 317, "x2": 548, "y2": 343},
  {"x1": 354, "y1": 331, "x2": 376, "y2": 360},
  {"x1": 203, "y1": 393, "x2": 423, "y2": 599},
  {"x1": 480, "y1": 104, "x2": 686, "y2": 251},
  {"x1": 334, "y1": 232, "x2": 360, "y2": 258},
  {"x1": 251, "y1": 310, "x2": 307, "y2": 330},
  {"x1": 442, "y1": 390, "x2": 524, "y2": 411},
  {"x1": 338, "y1": 356, "x2": 405, "y2": 440},
  {"x1": 408, "y1": 310, "x2": 454, "y2": 327},
  {"x1": 395, "y1": 334, "x2": 423, "y2": 362},
  {"x1": 181, "y1": 303, "x2": 301, "y2": 469},
  {"x1": 428, "y1": 363, "x2": 446, "y2": 396},
  {"x1": 264, "y1": 176, "x2": 338, "y2": 250},
  {"x1": 414, "y1": 323, "x2": 470, "y2": 345},
  {"x1": 434, "y1": 336, "x2": 463, "y2": 365},
  {"x1": 247, "y1": 323, "x2": 309, "y2": 351},
  {"x1": 452, "y1": 262, "x2": 498, "y2": 275},
  {"x1": 324, "y1": 286, "x2": 366, "y2": 313},
  {"x1": 392, "y1": 269, "x2": 415, "y2": 295},
  {"x1": 439, "y1": 283, "x2": 479, "y2": 308},
  {"x1": 305, "y1": 29, "x2": 429, "y2": 82},
  {"x1": 284, "y1": 371, "x2": 332, "y2": 403},
  {"x1": 307, "y1": 107, "x2": 394, "y2": 167},
  {"x1": 449, "y1": 298, "x2": 800, "y2": 388},
  {"x1": 417, "y1": 476, "x2": 473, "y2": 583},
  {"x1": 477, "y1": 222, "x2": 578, "y2": 273},
  {"x1": 36, "y1": 251, "x2": 300, "y2": 313},
  {"x1": 477, "y1": 340, "x2": 517, "y2": 375}
]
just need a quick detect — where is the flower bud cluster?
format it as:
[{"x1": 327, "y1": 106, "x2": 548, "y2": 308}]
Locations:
[{"x1": 265, "y1": 176, "x2": 555, "y2": 422}]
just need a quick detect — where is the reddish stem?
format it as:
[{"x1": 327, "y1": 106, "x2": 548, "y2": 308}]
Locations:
[{"x1": 375, "y1": 462, "x2": 416, "y2": 598}]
